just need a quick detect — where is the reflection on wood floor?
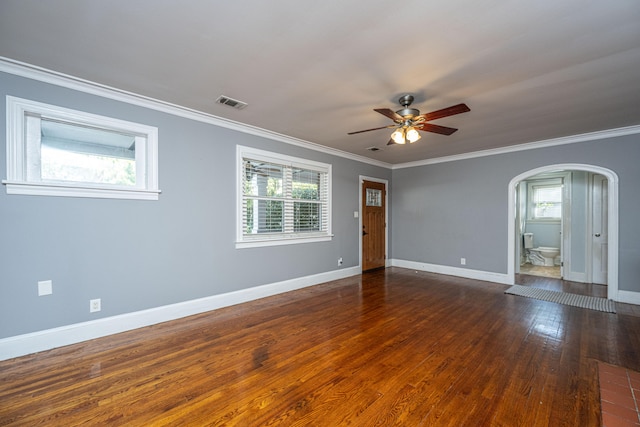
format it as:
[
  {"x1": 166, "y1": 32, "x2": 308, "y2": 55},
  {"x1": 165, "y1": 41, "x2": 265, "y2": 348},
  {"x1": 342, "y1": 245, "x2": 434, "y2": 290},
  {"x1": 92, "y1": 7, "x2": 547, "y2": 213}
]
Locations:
[{"x1": 1, "y1": 267, "x2": 639, "y2": 425}]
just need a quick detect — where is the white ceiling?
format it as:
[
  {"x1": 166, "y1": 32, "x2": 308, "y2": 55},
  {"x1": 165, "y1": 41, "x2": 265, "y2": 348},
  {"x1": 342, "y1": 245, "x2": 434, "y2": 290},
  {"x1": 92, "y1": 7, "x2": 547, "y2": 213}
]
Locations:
[{"x1": 1, "y1": 1, "x2": 639, "y2": 165}]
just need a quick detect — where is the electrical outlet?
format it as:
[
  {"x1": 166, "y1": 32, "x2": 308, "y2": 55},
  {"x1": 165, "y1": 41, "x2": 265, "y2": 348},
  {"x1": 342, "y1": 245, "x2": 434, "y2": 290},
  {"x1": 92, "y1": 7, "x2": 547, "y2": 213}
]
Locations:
[
  {"x1": 460, "y1": 258, "x2": 466, "y2": 265},
  {"x1": 338, "y1": 257, "x2": 343, "y2": 266},
  {"x1": 90, "y1": 298, "x2": 101, "y2": 313}
]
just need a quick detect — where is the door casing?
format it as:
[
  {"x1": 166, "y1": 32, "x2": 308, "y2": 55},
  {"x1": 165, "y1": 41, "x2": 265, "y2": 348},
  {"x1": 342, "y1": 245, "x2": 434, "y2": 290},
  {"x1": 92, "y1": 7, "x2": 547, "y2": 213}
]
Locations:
[{"x1": 507, "y1": 164, "x2": 619, "y2": 301}]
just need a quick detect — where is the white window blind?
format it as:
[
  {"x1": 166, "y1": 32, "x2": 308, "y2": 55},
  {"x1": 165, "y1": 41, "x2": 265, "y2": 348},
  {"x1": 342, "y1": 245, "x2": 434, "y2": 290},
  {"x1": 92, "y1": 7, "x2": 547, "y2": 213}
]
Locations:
[
  {"x1": 532, "y1": 184, "x2": 562, "y2": 219},
  {"x1": 237, "y1": 146, "x2": 332, "y2": 248}
]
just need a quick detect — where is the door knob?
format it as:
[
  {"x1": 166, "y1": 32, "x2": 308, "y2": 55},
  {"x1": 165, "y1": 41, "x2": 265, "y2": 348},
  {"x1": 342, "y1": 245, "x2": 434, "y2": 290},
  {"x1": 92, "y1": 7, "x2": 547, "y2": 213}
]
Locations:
[{"x1": 595, "y1": 233, "x2": 601, "y2": 237}]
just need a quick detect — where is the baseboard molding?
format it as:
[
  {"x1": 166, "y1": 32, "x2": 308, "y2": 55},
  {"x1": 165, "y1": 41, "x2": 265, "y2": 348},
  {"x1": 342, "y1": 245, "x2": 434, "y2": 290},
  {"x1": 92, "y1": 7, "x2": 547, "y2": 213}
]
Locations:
[
  {"x1": 618, "y1": 290, "x2": 640, "y2": 306},
  {"x1": 0, "y1": 266, "x2": 360, "y2": 361},
  {"x1": 390, "y1": 259, "x2": 512, "y2": 285}
]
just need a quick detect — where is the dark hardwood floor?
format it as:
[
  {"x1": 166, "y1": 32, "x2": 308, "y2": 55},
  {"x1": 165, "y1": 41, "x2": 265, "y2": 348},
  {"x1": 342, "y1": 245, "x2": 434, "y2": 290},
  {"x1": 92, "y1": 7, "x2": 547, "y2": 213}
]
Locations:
[{"x1": 1, "y1": 268, "x2": 639, "y2": 426}]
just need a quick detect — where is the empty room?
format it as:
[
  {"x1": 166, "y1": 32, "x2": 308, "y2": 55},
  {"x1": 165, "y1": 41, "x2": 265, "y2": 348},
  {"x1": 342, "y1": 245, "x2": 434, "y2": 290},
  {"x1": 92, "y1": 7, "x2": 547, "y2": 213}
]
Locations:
[{"x1": 1, "y1": 2, "x2": 640, "y2": 426}]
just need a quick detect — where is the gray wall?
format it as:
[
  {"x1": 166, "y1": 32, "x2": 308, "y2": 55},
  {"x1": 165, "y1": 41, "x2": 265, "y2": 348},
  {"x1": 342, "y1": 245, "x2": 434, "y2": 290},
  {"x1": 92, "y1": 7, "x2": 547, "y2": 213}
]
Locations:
[
  {"x1": 524, "y1": 222, "x2": 561, "y2": 248},
  {"x1": 0, "y1": 72, "x2": 391, "y2": 338},
  {"x1": 391, "y1": 134, "x2": 640, "y2": 292}
]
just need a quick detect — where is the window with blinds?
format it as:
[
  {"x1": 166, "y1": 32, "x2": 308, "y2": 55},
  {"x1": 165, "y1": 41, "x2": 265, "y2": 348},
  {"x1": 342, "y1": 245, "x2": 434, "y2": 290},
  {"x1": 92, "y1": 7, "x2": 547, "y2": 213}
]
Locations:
[
  {"x1": 528, "y1": 178, "x2": 563, "y2": 221},
  {"x1": 236, "y1": 146, "x2": 332, "y2": 248}
]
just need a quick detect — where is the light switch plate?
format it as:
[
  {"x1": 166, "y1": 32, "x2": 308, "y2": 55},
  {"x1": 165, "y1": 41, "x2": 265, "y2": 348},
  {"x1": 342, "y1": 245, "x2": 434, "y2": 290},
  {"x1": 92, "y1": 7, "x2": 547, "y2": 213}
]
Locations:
[{"x1": 38, "y1": 280, "x2": 53, "y2": 296}]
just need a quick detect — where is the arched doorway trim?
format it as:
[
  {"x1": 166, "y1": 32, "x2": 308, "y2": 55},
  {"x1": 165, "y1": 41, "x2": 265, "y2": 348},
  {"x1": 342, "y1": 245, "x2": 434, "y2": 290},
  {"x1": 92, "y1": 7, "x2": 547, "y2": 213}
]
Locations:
[{"x1": 507, "y1": 164, "x2": 619, "y2": 300}]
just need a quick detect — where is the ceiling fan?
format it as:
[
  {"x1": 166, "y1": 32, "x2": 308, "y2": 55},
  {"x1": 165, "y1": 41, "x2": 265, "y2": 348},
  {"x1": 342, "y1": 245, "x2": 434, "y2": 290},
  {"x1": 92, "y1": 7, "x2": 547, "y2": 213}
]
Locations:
[{"x1": 348, "y1": 95, "x2": 470, "y2": 145}]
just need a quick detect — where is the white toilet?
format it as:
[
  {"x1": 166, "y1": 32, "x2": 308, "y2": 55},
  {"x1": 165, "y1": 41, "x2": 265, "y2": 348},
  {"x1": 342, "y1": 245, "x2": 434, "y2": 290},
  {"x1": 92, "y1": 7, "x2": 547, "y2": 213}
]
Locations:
[
  {"x1": 523, "y1": 233, "x2": 560, "y2": 266},
  {"x1": 529, "y1": 247, "x2": 560, "y2": 266}
]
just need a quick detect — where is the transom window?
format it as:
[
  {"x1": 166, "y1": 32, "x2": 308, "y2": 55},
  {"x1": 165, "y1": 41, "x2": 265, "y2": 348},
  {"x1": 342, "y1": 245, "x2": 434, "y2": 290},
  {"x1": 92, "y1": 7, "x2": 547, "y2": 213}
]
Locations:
[
  {"x1": 237, "y1": 146, "x2": 332, "y2": 248},
  {"x1": 3, "y1": 96, "x2": 159, "y2": 200}
]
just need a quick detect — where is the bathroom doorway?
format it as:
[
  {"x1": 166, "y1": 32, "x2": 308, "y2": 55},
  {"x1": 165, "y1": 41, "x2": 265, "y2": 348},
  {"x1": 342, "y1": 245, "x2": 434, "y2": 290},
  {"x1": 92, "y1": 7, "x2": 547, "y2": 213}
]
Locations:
[
  {"x1": 507, "y1": 164, "x2": 619, "y2": 301},
  {"x1": 516, "y1": 171, "x2": 568, "y2": 279}
]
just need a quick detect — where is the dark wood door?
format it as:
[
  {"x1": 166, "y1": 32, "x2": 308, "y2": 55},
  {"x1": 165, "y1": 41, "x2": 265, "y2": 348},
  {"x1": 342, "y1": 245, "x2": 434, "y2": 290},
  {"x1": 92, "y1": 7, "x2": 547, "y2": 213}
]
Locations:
[{"x1": 362, "y1": 180, "x2": 386, "y2": 271}]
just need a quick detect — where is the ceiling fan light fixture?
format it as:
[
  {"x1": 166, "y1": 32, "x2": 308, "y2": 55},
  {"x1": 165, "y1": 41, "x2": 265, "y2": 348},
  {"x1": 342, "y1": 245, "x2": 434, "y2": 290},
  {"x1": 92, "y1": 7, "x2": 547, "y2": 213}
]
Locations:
[
  {"x1": 406, "y1": 127, "x2": 421, "y2": 143},
  {"x1": 391, "y1": 128, "x2": 406, "y2": 144}
]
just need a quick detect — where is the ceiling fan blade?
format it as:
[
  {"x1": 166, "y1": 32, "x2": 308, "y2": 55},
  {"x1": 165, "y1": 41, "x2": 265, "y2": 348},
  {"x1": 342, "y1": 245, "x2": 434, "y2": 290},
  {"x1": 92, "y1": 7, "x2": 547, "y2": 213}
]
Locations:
[
  {"x1": 418, "y1": 103, "x2": 470, "y2": 122},
  {"x1": 417, "y1": 123, "x2": 459, "y2": 136},
  {"x1": 347, "y1": 124, "x2": 396, "y2": 135},
  {"x1": 374, "y1": 108, "x2": 403, "y2": 121}
]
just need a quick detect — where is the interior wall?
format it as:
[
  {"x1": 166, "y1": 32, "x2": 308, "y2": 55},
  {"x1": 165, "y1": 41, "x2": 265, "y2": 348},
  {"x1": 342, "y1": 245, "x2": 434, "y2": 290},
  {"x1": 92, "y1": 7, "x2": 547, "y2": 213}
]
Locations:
[
  {"x1": 391, "y1": 133, "x2": 640, "y2": 293},
  {"x1": 524, "y1": 221, "x2": 561, "y2": 248},
  {"x1": 0, "y1": 71, "x2": 391, "y2": 339}
]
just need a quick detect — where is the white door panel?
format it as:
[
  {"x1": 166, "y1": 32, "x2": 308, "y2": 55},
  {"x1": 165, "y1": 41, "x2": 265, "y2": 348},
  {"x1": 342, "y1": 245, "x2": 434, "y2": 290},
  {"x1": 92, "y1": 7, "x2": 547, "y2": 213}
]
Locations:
[{"x1": 591, "y1": 174, "x2": 608, "y2": 285}]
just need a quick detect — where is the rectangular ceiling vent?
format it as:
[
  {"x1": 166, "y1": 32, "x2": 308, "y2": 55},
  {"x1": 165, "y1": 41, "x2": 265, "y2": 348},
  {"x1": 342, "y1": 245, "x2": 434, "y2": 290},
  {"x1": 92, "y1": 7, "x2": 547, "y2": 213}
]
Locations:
[{"x1": 215, "y1": 95, "x2": 248, "y2": 110}]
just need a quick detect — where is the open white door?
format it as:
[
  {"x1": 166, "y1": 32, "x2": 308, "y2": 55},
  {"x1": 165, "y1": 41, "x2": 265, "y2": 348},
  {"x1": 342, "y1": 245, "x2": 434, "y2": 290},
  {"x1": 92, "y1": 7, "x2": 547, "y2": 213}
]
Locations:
[{"x1": 591, "y1": 174, "x2": 608, "y2": 285}]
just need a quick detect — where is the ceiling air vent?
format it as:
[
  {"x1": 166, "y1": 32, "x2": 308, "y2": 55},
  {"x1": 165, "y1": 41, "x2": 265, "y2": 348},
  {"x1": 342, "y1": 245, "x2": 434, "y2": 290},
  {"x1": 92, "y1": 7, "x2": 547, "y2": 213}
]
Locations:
[{"x1": 215, "y1": 95, "x2": 248, "y2": 110}]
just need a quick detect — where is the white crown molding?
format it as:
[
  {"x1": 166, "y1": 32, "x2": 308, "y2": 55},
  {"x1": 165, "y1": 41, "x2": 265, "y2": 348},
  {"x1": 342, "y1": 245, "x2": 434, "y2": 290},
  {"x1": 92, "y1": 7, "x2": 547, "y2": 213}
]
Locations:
[
  {"x1": 393, "y1": 125, "x2": 640, "y2": 169},
  {"x1": 0, "y1": 266, "x2": 361, "y2": 361},
  {"x1": 0, "y1": 57, "x2": 392, "y2": 170}
]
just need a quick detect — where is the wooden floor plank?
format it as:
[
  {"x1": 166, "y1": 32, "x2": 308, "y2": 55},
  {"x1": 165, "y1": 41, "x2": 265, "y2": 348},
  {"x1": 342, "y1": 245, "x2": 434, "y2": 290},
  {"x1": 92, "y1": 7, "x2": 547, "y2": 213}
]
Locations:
[{"x1": 1, "y1": 268, "x2": 639, "y2": 426}]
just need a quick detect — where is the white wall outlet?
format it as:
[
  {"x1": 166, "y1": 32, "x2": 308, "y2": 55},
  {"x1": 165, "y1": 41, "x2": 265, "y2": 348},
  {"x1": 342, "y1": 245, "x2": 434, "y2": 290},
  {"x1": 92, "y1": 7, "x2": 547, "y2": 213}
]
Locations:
[
  {"x1": 338, "y1": 257, "x2": 343, "y2": 266},
  {"x1": 90, "y1": 298, "x2": 101, "y2": 313},
  {"x1": 460, "y1": 258, "x2": 466, "y2": 265},
  {"x1": 38, "y1": 280, "x2": 53, "y2": 296},
  {"x1": 353, "y1": 211, "x2": 359, "y2": 218}
]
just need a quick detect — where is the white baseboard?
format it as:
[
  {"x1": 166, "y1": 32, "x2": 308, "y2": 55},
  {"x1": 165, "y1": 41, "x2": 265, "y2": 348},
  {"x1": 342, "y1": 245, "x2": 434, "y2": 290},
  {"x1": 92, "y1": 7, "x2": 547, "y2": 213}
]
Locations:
[
  {"x1": 0, "y1": 266, "x2": 360, "y2": 361},
  {"x1": 618, "y1": 290, "x2": 640, "y2": 306},
  {"x1": 390, "y1": 259, "x2": 512, "y2": 285}
]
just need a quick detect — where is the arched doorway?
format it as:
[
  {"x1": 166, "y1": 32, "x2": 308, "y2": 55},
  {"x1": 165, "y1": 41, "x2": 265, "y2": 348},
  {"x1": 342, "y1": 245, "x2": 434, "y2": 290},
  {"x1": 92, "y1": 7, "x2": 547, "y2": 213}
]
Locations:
[{"x1": 507, "y1": 164, "x2": 619, "y2": 301}]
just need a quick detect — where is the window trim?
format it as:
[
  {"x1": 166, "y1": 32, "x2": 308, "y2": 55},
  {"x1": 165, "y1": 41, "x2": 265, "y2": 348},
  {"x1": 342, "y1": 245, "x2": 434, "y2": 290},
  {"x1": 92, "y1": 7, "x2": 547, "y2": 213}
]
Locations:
[
  {"x1": 3, "y1": 96, "x2": 160, "y2": 200},
  {"x1": 236, "y1": 145, "x2": 332, "y2": 249}
]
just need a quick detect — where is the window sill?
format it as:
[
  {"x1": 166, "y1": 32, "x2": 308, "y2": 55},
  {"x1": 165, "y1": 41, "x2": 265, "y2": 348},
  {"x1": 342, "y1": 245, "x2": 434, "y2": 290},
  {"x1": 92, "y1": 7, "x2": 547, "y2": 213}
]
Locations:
[
  {"x1": 236, "y1": 234, "x2": 333, "y2": 249},
  {"x1": 3, "y1": 180, "x2": 161, "y2": 200}
]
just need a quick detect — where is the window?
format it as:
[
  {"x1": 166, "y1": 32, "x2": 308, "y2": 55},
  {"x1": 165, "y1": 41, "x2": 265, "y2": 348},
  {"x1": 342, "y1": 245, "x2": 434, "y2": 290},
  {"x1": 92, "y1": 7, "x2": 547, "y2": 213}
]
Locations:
[
  {"x1": 237, "y1": 146, "x2": 332, "y2": 248},
  {"x1": 3, "y1": 96, "x2": 159, "y2": 200},
  {"x1": 528, "y1": 179, "x2": 562, "y2": 220}
]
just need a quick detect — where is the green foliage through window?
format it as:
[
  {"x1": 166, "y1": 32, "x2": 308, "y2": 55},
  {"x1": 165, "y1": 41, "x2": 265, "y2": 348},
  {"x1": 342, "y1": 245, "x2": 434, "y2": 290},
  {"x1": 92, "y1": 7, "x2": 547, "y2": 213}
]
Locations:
[{"x1": 242, "y1": 158, "x2": 328, "y2": 237}]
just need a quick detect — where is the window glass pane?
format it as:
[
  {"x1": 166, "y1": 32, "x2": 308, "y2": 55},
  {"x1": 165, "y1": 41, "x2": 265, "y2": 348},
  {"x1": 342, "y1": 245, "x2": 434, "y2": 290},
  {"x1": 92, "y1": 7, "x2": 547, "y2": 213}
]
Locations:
[
  {"x1": 244, "y1": 160, "x2": 283, "y2": 198},
  {"x1": 292, "y1": 168, "x2": 319, "y2": 200},
  {"x1": 533, "y1": 185, "x2": 562, "y2": 218},
  {"x1": 294, "y1": 201, "x2": 320, "y2": 232},
  {"x1": 244, "y1": 200, "x2": 284, "y2": 234},
  {"x1": 366, "y1": 188, "x2": 382, "y2": 207},
  {"x1": 534, "y1": 186, "x2": 562, "y2": 203},
  {"x1": 40, "y1": 119, "x2": 136, "y2": 186}
]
